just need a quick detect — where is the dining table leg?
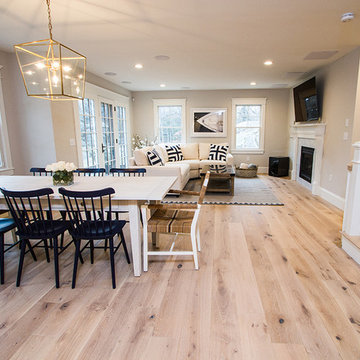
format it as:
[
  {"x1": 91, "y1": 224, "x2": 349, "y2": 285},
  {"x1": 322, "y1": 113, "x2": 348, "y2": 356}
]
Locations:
[{"x1": 128, "y1": 201, "x2": 142, "y2": 276}]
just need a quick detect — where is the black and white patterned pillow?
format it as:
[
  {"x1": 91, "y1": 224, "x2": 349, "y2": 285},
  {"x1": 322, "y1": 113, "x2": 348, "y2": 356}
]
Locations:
[
  {"x1": 165, "y1": 145, "x2": 183, "y2": 162},
  {"x1": 146, "y1": 149, "x2": 164, "y2": 166},
  {"x1": 208, "y1": 144, "x2": 229, "y2": 161}
]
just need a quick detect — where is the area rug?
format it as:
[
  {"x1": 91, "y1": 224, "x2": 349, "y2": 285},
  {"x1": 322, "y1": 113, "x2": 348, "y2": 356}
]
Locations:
[{"x1": 163, "y1": 177, "x2": 284, "y2": 206}]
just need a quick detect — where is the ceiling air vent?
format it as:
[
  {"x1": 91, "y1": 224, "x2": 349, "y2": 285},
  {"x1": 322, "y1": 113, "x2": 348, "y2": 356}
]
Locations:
[{"x1": 304, "y1": 51, "x2": 338, "y2": 60}]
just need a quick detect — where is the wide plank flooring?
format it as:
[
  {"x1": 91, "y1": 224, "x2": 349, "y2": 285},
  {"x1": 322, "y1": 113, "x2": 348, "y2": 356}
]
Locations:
[{"x1": 0, "y1": 176, "x2": 360, "y2": 359}]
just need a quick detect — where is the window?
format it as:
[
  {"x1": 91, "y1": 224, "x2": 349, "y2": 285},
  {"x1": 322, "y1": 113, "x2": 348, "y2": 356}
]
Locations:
[
  {"x1": 153, "y1": 99, "x2": 186, "y2": 143},
  {"x1": 232, "y1": 98, "x2": 266, "y2": 153},
  {"x1": 100, "y1": 101, "x2": 116, "y2": 173},
  {"x1": 78, "y1": 98, "x2": 99, "y2": 168}
]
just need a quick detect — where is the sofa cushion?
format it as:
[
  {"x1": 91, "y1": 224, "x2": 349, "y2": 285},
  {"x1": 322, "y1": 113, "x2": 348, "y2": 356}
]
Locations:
[
  {"x1": 146, "y1": 149, "x2": 164, "y2": 166},
  {"x1": 208, "y1": 144, "x2": 229, "y2": 161},
  {"x1": 134, "y1": 146, "x2": 152, "y2": 166},
  {"x1": 199, "y1": 143, "x2": 211, "y2": 160},
  {"x1": 180, "y1": 143, "x2": 198, "y2": 160},
  {"x1": 165, "y1": 144, "x2": 184, "y2": 162},
  {"x1": 175, "y1": 160, "x2": 200, "y2": 171}
]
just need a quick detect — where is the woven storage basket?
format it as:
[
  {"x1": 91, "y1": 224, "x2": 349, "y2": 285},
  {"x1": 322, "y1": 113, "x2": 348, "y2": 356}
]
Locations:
[{"x1": 236, "y1": 167, "x2": 258, "y2": 178}]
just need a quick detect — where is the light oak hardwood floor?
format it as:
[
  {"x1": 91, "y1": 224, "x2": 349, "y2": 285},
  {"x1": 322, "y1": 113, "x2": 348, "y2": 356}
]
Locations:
[{"x1": 0, "y1": 176, "x2": 359, "y2": 359}]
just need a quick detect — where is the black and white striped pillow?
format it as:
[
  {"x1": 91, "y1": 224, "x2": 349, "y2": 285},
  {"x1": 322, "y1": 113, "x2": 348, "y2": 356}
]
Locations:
[
  {"x1": 208, "y1": 144, "x2": 229, "y2": 161},
  {"x1": 165, "y1": 145, "x2": 183, "y2": 162},
  {"x1": 146, "y1": 149, "x2": 164, "y2": 166}
]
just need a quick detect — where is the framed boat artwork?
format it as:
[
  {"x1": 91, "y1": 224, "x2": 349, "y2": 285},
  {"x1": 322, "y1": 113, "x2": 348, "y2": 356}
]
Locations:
[{"x1": 190, "y1": 108, "x2": 227, "y2": 137}]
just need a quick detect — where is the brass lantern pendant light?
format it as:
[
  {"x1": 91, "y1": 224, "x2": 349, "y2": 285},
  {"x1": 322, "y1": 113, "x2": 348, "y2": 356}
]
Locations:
[{"x1": 14, "y1": 0, "x2": 86, "y2": 100}]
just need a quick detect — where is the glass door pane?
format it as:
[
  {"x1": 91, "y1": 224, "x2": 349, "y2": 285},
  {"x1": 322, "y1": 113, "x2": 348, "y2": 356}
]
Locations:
[
  {"x1": 78, "y1": 98, "x2": 99, "y2": 168},
  {"x1": 116, "y1": 105, "x2": 128, "y2": 167},
  {"x1": 100, "y1": 101, "x2": 116, "y2": 173}
]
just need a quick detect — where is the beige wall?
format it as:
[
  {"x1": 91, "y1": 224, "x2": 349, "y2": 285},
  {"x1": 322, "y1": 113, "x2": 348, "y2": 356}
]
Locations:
[
  {"x1": 50, "y1": 74, "x2": 132, "y2": 166},
  {"x1": 313, "y1": 48, "x2": 359, "y2": 198},
  {"x1": 132, "y1": 89, "x2": 290, "y2": 168},
  {"x1": 0, "y1": 50, "x2": 56, "y2": 174}
]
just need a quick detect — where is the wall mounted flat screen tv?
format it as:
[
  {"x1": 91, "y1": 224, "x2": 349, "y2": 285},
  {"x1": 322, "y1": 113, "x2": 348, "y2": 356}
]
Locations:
[{"x1": 293, "y1": 77, "x2": 320, "y2": 122}]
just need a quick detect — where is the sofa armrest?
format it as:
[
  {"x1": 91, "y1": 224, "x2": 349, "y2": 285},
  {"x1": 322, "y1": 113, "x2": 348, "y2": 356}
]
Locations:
[{"x1": 226, "y1": 153, "x2": 234, "y2": 166}]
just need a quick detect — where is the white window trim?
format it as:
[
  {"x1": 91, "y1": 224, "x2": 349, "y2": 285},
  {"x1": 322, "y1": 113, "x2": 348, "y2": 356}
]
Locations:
[
  {"x1": 73, "y1": 82, "x2": 131, "y2": 167},
  {"x1": 0, "y1": 70, "x2": 14, "y2": 174},
  {"x1": 153, "y1": 98, "x2": 186, "y2": 143},
  {"x1": 231, "y1": 98, "x2": 267, "y2": 155}
]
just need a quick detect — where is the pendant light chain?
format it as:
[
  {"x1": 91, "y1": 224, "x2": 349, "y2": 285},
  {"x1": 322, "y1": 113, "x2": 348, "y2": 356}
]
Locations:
[{"x1": 46, "y1": 0, "x2": 53, "y2": 39}]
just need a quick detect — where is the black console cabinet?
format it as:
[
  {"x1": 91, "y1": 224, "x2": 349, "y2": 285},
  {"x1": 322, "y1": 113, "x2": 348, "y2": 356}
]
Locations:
[{"x1": 269, "y1": 157, "x2": 289, "y2": 177}]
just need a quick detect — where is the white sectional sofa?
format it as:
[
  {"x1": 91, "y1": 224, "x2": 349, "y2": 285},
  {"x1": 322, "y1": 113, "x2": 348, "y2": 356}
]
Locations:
[{"x1": 129, "y1": 143, "x2": 234, "y2": 190}]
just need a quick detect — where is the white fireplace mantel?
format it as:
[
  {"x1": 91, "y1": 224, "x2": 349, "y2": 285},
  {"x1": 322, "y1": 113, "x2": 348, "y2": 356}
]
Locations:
[{"x1": 289, "y1": 123, "x2": 326, "y2": 195}]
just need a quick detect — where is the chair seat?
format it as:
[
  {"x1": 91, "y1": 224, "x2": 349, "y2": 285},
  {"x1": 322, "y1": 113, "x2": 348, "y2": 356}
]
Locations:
[
  {"x1": 70, "y1": 220, "x2": 126, "y2": 240},
  {"x1": 148, "y1": 209, "x2": 195, "y2": 234},
  {"x1": 17, "y1": 220, "x2": 69, "y2": 239},
  {"x1": 0, "y1": 218, "x2": 15, "y2": 233}
]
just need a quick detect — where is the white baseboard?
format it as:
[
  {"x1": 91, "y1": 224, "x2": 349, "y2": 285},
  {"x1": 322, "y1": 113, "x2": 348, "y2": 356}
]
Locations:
[
  {"x1": 257, "y1": 166, "x2": 268, "y2": 174},
  {"x1": 342, "y1": 236, "x2": 360, "y2": 265},
  {"x1": 318, "y1": 186, "x2": 345, "y2": 210}
]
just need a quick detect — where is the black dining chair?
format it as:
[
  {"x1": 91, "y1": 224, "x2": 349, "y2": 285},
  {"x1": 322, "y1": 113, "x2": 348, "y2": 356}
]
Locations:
[
  {"x1": 0, "y1": 187, "x2": 74, "y2": 288},
  {"x1": 58, "y1": 187, "x2": 130, "y2": 289},
  {"x1": 30, "y1": 167, "x2": 52, "y2": 176},
  {"x1": 0, "y1": 217, "x2": 18, "y2": 284},
  {"x1": 109, "y1": 168, "x2": 146, "y2": 177},
  {"x1": 74, "y1": 168, "x2": 106, "y2": 176}
]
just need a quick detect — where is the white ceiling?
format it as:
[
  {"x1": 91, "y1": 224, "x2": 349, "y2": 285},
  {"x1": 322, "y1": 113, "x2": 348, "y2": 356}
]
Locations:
[{"x1": 0, "y1": 0, "x2": 359, "y2": 91}]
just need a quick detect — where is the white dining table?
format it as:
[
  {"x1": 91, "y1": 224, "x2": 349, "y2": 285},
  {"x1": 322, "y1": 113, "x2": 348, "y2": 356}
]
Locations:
[{"x1": 0, "y1": 175, "x2": 177, "y2": 276}]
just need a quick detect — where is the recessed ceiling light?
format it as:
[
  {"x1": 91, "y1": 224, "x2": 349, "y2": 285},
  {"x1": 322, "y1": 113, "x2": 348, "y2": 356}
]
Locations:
[
  {"x1": 154, "y1": 55, "x2": 170, "y2": 61},
  {"x1": 341, "y1": 12, "x2": 355, "y2": 22},
  {"x1": 264, "y1": 60, "x2": 273, "y2": 66},
  {"x1": 250, "y1": 82, "x2": 256, "y2": 86},
  {"x1": 134, "y1": 63, "x2": 143, "y2": 69},
  {"x1": 160, "y1": 83, "x2": 166, "y2": 88},
  {"x1": 104, "y1": 71, "x2": 117, "y2": 76}
]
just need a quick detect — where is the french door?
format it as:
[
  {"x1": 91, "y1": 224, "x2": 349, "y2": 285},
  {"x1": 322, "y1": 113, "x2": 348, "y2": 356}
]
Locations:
[{"x1": 76, "y1": 95, "x2": 129, "y2": 172}]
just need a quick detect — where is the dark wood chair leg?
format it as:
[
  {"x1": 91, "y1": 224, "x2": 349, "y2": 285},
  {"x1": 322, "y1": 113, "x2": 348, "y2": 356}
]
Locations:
[
  {"x1": 109, "y1": 237, "x2": 116, "y2": 289},
  {"x1": 43, "y1": 239, "x2": 50, "y2": 263},
  {"x1": 90, "y1": 240, "x2": 94, "y2": 264},
  {"x1": 0, "y1": 233, "x2": 4, "y2": 284},
  {"x1": 104, "y1": 239, "x2": 108, "y2": 252},
  {"x1": 119, "y1": 231, "x2": 130, "y2": 264},
  {"x1": 16, "y1": 240, "x2": 26, "y2": 287},
  {"x1": 54, "y1": 237, "x2": 60, "y2": 288},
  {"x1": 72, "y1": 240, "x2": 81, "y2": 289}
]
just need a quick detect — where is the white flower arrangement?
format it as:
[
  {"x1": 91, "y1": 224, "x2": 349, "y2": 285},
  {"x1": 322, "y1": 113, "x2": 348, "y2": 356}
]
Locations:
[
  {"x1": 46, "y1": 161, "x2": 77, "y2": 172},
  {"x1": 46, "y1": 161, "x2": 77, "y2": 186}
]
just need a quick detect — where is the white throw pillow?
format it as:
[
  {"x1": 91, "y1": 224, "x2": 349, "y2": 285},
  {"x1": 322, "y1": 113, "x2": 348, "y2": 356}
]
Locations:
[
  {"x1": 157, "y1": 144, "x2": 169, "y2": 162},
  {"x1": 133, "y1": 146, "x2": 152, "y2": 166},
  {"x1": 180, "y1": 143, "x2": 199, "y2": 160}
]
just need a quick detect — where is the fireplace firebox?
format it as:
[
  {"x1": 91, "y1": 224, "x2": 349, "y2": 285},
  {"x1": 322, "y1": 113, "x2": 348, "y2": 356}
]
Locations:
[{"x1": 299, "y1": 146, "x2": 314, "y2": 183}]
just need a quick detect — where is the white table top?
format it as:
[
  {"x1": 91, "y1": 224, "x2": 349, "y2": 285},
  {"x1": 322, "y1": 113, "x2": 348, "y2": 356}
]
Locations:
[{"x1": 0, "y1": 175, "x2": 177, "y2": 201}]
